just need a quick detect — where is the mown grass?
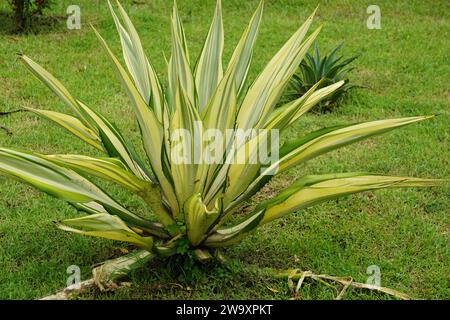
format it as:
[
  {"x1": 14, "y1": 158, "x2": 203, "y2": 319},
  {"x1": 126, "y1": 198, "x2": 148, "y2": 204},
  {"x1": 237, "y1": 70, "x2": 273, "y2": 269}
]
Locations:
[{"x1": 0, "y1": 0, "x2": 448, "y2": 300}]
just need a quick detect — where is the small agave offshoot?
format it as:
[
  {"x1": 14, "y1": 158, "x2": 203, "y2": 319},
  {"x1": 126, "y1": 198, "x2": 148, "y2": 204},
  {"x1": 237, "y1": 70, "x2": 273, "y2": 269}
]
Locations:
[{"x1": 0, "y1": 0, "x2": 444, "y2": 290}]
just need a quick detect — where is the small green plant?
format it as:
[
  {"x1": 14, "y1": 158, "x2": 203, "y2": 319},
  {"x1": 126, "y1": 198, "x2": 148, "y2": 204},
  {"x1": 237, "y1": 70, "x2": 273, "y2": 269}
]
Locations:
[
  {"x1": 0, "y1": 0, "x2": 443, "y2": 292},
  {"x1": 8, "y1": 0, "x2": 53, "y2": 32},
  {"x1": 281, "y1": 43, "x2": 359, "y2": 112}
]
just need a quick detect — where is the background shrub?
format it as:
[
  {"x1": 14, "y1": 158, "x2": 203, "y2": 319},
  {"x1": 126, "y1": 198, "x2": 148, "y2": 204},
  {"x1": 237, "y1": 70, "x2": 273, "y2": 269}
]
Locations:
[{"x1": 8, "y1": 0, "x2": 53, "y2": 32}]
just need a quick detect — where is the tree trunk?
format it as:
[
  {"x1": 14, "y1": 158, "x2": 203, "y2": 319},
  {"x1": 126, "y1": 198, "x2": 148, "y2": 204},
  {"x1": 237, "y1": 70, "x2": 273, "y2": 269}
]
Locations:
[{"x1": 13, "y1": 0, "x2": 26, "y2": 32}]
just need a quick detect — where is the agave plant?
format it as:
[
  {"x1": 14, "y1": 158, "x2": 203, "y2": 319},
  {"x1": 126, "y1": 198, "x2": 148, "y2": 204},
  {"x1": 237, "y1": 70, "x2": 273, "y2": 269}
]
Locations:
[
  {"x1": 280, "y1": 42, "x2": 359, "y2": 112},
  {"x1": 0, "y1": 0, "x2": 443, "y2": 288}
]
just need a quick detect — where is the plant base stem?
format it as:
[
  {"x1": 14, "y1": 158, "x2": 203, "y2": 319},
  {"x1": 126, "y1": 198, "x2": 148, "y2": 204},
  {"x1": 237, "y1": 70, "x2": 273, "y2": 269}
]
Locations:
[{"x1": 40, "y1": 279, "x2": 95, "y2": 300}]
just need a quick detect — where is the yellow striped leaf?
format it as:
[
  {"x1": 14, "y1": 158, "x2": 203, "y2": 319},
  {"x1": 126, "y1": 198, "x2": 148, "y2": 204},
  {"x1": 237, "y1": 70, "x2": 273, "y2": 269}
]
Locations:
[
  {"x1": 168, "y1": 1, "x2": 195, "y2": 107},
  {"x1": 184, "y1": 193, "x2": 221, "y2": 246},
  {"x1": 19, "y1": 55, "x2": 97, "y2": 132},
  {"x1": 236, "y1": 9, "x2": 319, "y2": 130},
  {"x1": 92, "y1": 27, "x2": 179, "y2": 218},
  {"x1": 57, "y1": 213, "x2": 154, "y2": 250},
  {"x1": 194, "y1": 0, "x2": 224, "y2": 112},
  {"x1": 24, "y1": 107, "x2": 103, "y2": 151},
  {"x1": 45, "y1": 154, "x2": 150, "y2": 193},
  {"x1": 0, "y1": 148, "x2": 151, "y2": 229},
  {"x1": 259, "y1": 174, "x2": 444, "y2": 224}
]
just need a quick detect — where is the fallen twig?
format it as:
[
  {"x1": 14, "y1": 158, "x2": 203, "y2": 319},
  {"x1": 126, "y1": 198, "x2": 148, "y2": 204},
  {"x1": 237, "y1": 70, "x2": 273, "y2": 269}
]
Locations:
[
  {"x1": 0, "y1": 125, "x2": 13, "y2": 135},
  {"x1": 274, "y1": 269, "x2": 411, "y2": 300},
  {"x1": 0, "y1": 109, "x2": 25, "y2": 116},
  {"x1": 0, "y1": 109, "x2": 26, "y2": 136}
]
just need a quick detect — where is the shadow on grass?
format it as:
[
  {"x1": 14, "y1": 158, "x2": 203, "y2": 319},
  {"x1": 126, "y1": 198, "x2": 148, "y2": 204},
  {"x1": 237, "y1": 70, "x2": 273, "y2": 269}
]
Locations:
[
  {"x1": 85, "y1": 254, "x2": 279, "y2": 300},
  {"x1": 0, "y1": 11, "x2": 67, "y2": 35}
]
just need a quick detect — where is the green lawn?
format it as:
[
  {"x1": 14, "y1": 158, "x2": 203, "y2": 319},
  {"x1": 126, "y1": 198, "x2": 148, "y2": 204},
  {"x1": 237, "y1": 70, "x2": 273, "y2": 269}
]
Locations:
[{"x1": 0, "y1": 0, "x2": 448, "y2": 300}]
